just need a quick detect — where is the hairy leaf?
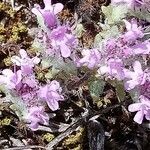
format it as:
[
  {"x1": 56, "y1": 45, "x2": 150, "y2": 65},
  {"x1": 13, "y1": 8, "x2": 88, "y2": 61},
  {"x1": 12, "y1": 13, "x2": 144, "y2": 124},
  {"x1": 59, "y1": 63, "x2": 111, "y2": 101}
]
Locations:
[
  {"x1": 101, "y1": 5, "x2": 128, "y2": 25},
  {"x1": 89, "y1": 79, "x2": 106, "y2": 101},
  {"x1": 42, "y1": 57, "x2": 77, "y2": 76},
  {"x1": 7, "y1": 91, "x2": 28, "y2": 120}
]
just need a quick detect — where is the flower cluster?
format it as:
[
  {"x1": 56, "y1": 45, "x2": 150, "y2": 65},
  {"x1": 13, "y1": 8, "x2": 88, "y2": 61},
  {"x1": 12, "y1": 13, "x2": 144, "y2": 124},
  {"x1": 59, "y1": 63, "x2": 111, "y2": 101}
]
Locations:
[
  {"x1": 0, "y1": 0, "x2": 150, "y2": 131},
  {"x1": 39, "y1": 80, "x2": 64, "y2": 111},
  {"x1": 98, "y1": 20, "x2": 150, "y2": 124},
  {"x1": 76, "y1": 3, "x2": 150, "y2": 124},
  {"x1": 0, "y1": 49, "x2": 64, "y2": 130},
  {"x1": 32, "y1": 0, "x2": 77, "y2": 58}
]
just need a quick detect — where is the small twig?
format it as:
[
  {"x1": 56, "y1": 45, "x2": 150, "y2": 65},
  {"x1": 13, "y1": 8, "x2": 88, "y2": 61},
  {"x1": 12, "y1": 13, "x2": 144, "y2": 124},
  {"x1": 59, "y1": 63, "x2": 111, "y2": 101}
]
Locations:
[
  {"x1": 46, "y1": 109, "x2": 89, "y2": 149},
  {"x1": 1, "y1": 145, "x2": 46, "y2": 150},
  {"x1": 38, "y1": 122, "x2": 70, "y2": 133}
]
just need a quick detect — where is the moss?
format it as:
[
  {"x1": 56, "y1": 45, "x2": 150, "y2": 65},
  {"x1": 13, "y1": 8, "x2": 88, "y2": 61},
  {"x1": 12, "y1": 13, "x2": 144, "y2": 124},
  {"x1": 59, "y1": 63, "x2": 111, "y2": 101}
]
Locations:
[
  {"x1": 0, "y1": 25, "x2": 6, "y2": 42},
  {"x1": 42, "y1": 133, "x2": 55, "y2": 142},
  {"x1": 0, "y1": 2, "x2": 28, "y2": 43},
  {"x1": 3, "y1": 57, "x2": 13, "y2": 66},
  {"x1": 9, "y1": 22, "x2": 27, "y2": 42},
  {"x1": 0, "y1": 2, "x2": 15, "y2": 17},
  {"x1": 0, "y1": 35, "x2": 6, "y2": 42},
  {"x1": 37, "y1": 72, "x2": 45, "y2": 81},
  {"x1": 71, "y1": 144, "x2": 82, "y2": 150},
  {"x1": 62, "y1": 127, "x2": 85, "y2": 149},
  {"x1": 0, "y1": 117, "x2": 11, "y2": 126},
  {"x1": 0, "y1": 25, "x2": 6, "y2": 33}
]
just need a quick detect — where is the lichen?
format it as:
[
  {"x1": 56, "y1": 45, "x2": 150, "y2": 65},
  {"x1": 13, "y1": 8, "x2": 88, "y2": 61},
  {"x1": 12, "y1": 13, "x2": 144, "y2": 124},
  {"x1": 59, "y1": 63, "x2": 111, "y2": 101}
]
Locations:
[
  {"x1": 3, "y1": 57, "x2": 13, "y2": 66},
  {"x1": 0, "y1": 2, "x2": 15, "y2": 18},
  {"x1": 42, "y1": 133, "x2": 55, "y2": 142},
  {"x1": 0, "y1": 25, "x2": 6, "y2": 43},
  {"x1": 0, "y1": 2, "x2": 29, "y2": 44},
  {"x1": 62, "y1": 127, "x2": 85, "y2": 149},
  {"x1": 9, "y1": 22, "x2": 27, "y2": 43},
  {"x1": 0, "y1": 117, "x2": 11, "y2": 126}
]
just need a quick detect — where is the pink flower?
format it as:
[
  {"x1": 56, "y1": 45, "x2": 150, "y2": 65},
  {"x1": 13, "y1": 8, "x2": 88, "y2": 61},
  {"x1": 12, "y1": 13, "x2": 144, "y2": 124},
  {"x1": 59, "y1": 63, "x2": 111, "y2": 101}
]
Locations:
[
  {"x1": 124, "y1": 61, "x2": 148, "y2": 90},
  {"x1": 132, "y1": 41, "x2": 150, "y2": 55},
  {"x1": 50, "y1": 26, "x2": 77, "y2": 58},
  {"x1": 76, "y1": 48, "x2": 101, "y2": 69},
  {"x1": 0, "y1": 69, "x2": 22, "y2": 90},
  {"x1": 123, "y1": 19, "x2": 143, "y2": 41},
  {"x1": 128, "y1": 95, "x2": 150, "y2": 124},
  {"x1": 32, "y1": 0, "x2": 63, "y2": 29},
  {"x1": 11, "y1": 49, "x2": 40, "y2": 75},
  {"x1": 26, "y1": 106, "x2": 49, "y2": 131},
  {"x1": 98, "y1": 58, "x2": 125, "y2": 80},
  {"x1": 18, "y1": 75, "x2": 39, "y2": 102},
  {"x1": 140, "y1": 81, "x2": 150, "y2": 99},
  {"x1": 39, "y1": 80, "x2": 64, "y2": 111}
]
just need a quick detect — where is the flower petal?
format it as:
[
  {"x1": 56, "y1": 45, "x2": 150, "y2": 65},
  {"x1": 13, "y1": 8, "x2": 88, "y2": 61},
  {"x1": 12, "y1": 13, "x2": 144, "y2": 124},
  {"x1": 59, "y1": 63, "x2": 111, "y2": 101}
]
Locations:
[
  {"x1": 19, "y1": 49, "x2": 28, "y2": 59},
  {"x1": 39, "y1": 85, "x2": 48, "y2": 99},
  {"x1": 133, "y1": 110, "x2": 144, "y2": 124},
  {"x1": 145, "y1": 110, "x2": 150, "y2": 120},
  {"x1": 47, "y1": 99, "x2": 59, "y2": 111},
  {"x1": 133, "y1": 61, "x2": 143, "y2": 74},
  {"x1": 42, "y1": 11, "x2": 57, "y2": 28},
  {"x1": 60, "y1": 43, "x2": 71, "y2": 58},
  {"x1": 128, "y1": 103, "x2": 142, "y2": 112},
  {"x1": 32, "y1": 57, "x2": 40, "y2": 65},
  {"x1": 53, "y1": 3, "x2": 64, "y2": 14},
  {"x1": 43, "y1": 0, "x2": 52, "y2": 10},
  {"x1": 29, "y1": 122, "x2": 39, "y2": 131},
  {"x1": 2, "y1": 69, "x2": 13, "y2": 77}
]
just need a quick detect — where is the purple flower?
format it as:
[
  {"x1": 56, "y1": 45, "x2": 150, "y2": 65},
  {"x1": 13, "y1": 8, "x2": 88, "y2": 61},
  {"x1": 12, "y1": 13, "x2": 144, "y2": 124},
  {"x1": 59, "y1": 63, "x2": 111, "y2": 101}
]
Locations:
[
  {"x1": 98, "y1": 58, "x2": 125, "y2": 80},
  {"x1": 128, "y1": 95, "x2": 150, "y2": 124},
  {"x1": 123, "y1": 19, "x2": 143, "y2": 41},
  {"x1": 50, "y1": 26, "x2": 67, "y2": 40},
  {"x1": 76, "y1": 48, "x2": 101, "y2": 69},
  {"x1": 50, "y1": 26, "x2": 77, "y2": 58},
  {"x1": 32, "y1": 0, "x2": 63, "y2": 29},
  {"x1": 26, "y1": 106, "x2": 49, "y2": 131},
  {"x1": 132, "y1": 41, "x2": 150, "y2": 55},
  {"x1": 124, "y1": 61, "x2": 147, "y2": 90},
  {"x1": 39, "y1": 80, "x2": 64, "y2": 111},
  {"x1": 11, "y1": 49, "x2": 40, "y2": 75},
  {"x1": 18, "y1": 75, "x2": 39, "y2": 101},
  {"x1": 0, "y1": 69, "x2": 22, "y2": 90},
  {"x1": 140, "y1": 81, "x2": 150, "y2": 99},
  {"x1": 104, "y1": 38, "x2": 133, "y2": 59}
]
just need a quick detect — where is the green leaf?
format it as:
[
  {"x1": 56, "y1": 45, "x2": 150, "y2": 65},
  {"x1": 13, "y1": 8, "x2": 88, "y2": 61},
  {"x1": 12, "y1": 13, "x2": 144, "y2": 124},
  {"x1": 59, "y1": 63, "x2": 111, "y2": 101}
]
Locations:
[
  {"x1": 41, "y1": 59, "x2": 51, "y2": 69},
  {"x1": 108, "y1": 80, "x2": 125, "y2": 102},
  {"x1": 101, "y1": 25, "x2": 119, "y2": 39},
  {"x1": 45, "y1": 67, "x2": 60, "y2": 79},
  {"x1": 94, "y1": 25, "x2": 120, "y2": 46},
  {"x1": 7, "y1": 91, "x2": 28, "y2": 120},
  {"x1": 32, "y1": 38, "x2": 45, "y2": 52},
  {"x1": 42, "y1": 56, "x2": 77, "y2": 76},
  {"x1": 75, "y1": 23, "x2": 86, "y2": 38},
  {"x1": 102, "y1": 5, "x2": 128, "y2": 25},
  {"x1": 115, "y1": 82, "x2": 126, "y2": 102},
  {"x1": 89, "y1": 79, "x2": 106, "y2": 101},
  {"x1": 94, "y1": 33, "x2": 102, "y2": 47},
  {"x1": 129, "y1": 5, "x2": 150, "y2": 23}
]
